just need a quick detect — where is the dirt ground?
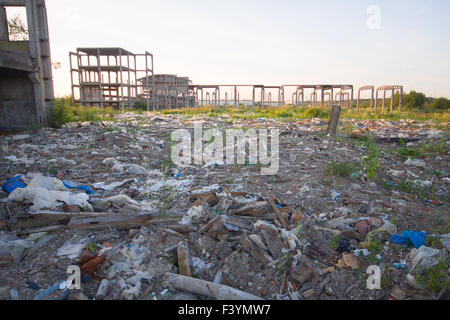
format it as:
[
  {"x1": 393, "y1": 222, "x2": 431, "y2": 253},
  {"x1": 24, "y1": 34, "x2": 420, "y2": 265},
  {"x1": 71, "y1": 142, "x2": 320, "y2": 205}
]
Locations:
[{"x1": 0, "y1": 113, "x2": 448, "y2": 300}]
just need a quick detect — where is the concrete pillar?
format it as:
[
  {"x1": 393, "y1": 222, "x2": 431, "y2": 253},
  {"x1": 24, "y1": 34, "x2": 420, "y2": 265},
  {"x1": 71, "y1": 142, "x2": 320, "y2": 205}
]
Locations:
[
  {"x1": 350, "y1": 88, "x2": 354, "y2": 111},
  {"x1": 225, "y1": 92, "x2": 228, "y2": 107},
  {"x1": 374, "y1": 89, "x2": 379, "y2": 112},
  {"x1": 252, "y1": 87, "x2": 255, "y2": 106},
  {"x1": 382, "y1": 89, "x2": 386, "y2": 112},
  {"x1": 370, "y1": 88, "x2": 374, "y2": 111},
  {"x1": 262, "y1": 88, "x2": 265, "y2": 107},
  {"x1": 399, "y1": 87, "x2": 403, "y2": 111},
  {"x1": 0, "y1": 6, "x2": 8, "y2": 41},
  {"x1": 321, "y1": 89, "x2": 325, "y2": 109},
  {"x1": 357, "y1": 89, "x2": 361, "y2": 111},
  {"x1": 234, "y1": 86, "x2": 237, "y2": 107},
  {"x1": 390, "y1": 89, "x2": 395, "y2": 112},
  {"x1": 330, "y1": 88, "x2": 334, "y2": 109},
  {"x1": 217, "y1": 88, "x2": 220, "y2": 107}
]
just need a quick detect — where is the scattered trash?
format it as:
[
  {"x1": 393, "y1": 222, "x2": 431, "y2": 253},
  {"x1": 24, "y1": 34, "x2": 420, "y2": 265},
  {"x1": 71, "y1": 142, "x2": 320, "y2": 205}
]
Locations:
[{"x1": 0, "y1": 115, "x2": 448, "y2": 300}]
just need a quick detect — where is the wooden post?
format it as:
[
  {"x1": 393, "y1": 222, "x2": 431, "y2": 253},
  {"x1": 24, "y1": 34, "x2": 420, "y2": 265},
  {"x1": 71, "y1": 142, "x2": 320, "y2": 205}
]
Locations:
[{"x1": 327, "y1": 105, "x2": 341, "y2": 138}]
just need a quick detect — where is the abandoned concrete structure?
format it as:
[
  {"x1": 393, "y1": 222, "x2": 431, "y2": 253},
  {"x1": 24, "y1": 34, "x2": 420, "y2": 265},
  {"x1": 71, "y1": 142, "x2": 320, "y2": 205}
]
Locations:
[
  {"x1": 69, "y1": 47, "x2": 154, "y2": 109},
  {"x1": 138, "y1": 74, "x2": 194, "y2": 109},
  {"x1": 375, "y1": 85, "x2": 404, "y2": 112},
  {"x1": 0, "y1": 0, "x2": 54, "y2": 130},
  {"x1": 68, "y1": 49, "x2": 403, "y2": 112}
]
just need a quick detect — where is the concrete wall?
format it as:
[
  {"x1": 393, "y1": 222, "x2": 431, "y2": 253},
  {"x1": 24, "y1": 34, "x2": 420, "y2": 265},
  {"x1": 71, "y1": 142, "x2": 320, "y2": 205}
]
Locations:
[
  {"x1": 0, "y1": 0, "x2": 54, "y2": 131},
  {"x1": 0, "y1": 68, "x2": 37, "y2": 130}
]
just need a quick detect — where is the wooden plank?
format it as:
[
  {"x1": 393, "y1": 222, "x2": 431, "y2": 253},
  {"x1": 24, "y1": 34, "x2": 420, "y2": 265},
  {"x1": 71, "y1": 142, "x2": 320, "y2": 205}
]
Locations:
[
  {"x1": 177, "y1": 243, "x2": 192, "y2": 277},
  {"x1": 166, "y1": 273, "x2": 263, "y2": 300},
  {"x1": 239, "y1": 233, "x2": 273, "y2": 265},
  {"x1": 269, "y1": 198, "x2": 289, "y2": 230},
  {"x1": 261, "y1": 228, "x2": 284, "y2": 260}
]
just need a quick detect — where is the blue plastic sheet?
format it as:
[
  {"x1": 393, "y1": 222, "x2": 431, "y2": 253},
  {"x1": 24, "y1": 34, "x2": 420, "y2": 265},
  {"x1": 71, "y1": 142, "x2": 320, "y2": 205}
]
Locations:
[
  {"x1": 2, "y1": 175, "x2": 26, "y2": 194},
  {"x1": 390, "y1": 231, "x2": 427, "y2": 248},
  {"x1": 33, "y1": 281, "x2": 69, "y2": 300}
]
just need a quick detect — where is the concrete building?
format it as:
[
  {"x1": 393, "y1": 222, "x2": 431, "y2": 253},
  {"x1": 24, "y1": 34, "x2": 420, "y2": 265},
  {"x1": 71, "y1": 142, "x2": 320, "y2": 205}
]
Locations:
[
  {"x1": 0, "y1": 0, "x2": 54, "y2": 130},
  {"x1": 70, "y1": 47, "x2": 154, "y2": 110},
  {"x1": 138, "y1": 74, "x2": 194, "y2": 109}
]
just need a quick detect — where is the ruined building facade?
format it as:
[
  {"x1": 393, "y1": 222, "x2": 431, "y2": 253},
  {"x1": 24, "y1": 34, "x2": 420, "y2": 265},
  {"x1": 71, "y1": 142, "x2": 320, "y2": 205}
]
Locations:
[{"x1": 0, "y1": 0, "x2": 54, "y2": 130}]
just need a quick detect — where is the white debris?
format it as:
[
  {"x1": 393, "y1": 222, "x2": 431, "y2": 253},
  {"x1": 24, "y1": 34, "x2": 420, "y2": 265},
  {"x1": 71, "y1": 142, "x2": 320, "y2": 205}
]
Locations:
[
  {"x1": 26, "y1": 174, "x2": 68, "y2": 191},
  {"x1": 408, "y1": 246, "x2": 446, "y2": 274},
  {"x1": 93, "y1": 179, "x2": 135, "y2": 192},
  {"x1": 404, "y1": 158, "x2": 426, "y2": 168},
  {"x1": 4, "y1": 155, "x2": 34, "y2": 167},
  {"x1": 180, "y1": 206, "x2": 203, "y2": 225},
  {"x1": 8, "y1": 187, "x2": 92, "y2": 212},
  {"x1": 56, "y1": 242, "x2": 86, "y2": 259}
]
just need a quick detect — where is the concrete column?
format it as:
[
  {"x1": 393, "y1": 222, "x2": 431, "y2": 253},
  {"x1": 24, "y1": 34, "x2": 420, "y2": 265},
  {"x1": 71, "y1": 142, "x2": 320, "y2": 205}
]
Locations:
[
  {"x1": 252, "y1": 87, "x2": 255, "y2": 106},
  {"x1": 350, "y1": 88, "x2": 354, "y2": 111},
  {"x1": 217, "y1": 88, "x2": 220, "y2": 107},
  {"x1": 0, "y1": 6, "x2": 8, "y2": 41},
  {"x1": 357, "y1": 90, "x2": 361, "y2": 111},
  {"x1": 321, "y1": 89, "x2": 325, "y2": 109},
  {"x1": 391, "y1": 89, "x2": 395, "y2": 112},
  {"x1": 234, "y1": 86, "x2": 237, "y2": 107},
  {"x1": 330, "y1": 88, "x2": 334, "y2": 109},
  {"x1": 262, "y1": 88, "x2": 265, "y2": 107},
  {"x1": 225, "y1": 92, "x2": 228, "y2": 107},
  {"x1": 382, "y1": 90, "x2": 386, "y2": 112},
  {"x1": 399, "y1": 87, "x2": 403, "y2": 111},
  {"x1": 370, "y1": 88, "x2": 374, "y2": 110},
  {"x1": 374, "y1": 89, "x2": 379, "y2": 112}
]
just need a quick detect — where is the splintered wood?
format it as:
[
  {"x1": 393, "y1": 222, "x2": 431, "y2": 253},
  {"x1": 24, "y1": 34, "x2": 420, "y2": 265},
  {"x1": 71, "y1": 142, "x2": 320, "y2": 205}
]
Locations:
[{"x1": 177, "y1": 243, "x2": 192, "y2": 277}]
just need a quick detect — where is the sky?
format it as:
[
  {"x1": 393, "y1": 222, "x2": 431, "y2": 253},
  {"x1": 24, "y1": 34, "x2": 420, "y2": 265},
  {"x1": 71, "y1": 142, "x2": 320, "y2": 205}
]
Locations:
[{"x1": 7, "y1": 0, "x2": 450, "y2": 98}]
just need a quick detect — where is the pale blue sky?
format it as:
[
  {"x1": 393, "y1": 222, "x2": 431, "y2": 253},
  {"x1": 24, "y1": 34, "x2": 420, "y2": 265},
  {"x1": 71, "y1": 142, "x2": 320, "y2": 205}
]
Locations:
[{"x1": 25, "y1": 0, "x2": 450, "y2": 98}]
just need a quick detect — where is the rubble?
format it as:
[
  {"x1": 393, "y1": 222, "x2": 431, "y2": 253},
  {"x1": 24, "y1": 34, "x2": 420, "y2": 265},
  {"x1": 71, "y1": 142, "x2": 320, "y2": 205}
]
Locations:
[{"x1": 0, "y1": 113, "x2": 448, "y2": 300}]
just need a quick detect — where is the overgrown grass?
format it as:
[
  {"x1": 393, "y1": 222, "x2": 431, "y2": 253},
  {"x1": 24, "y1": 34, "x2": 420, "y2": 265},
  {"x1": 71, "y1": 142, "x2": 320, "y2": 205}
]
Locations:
[
  {"x1": 47, "y1": 98, "x2": 450, "y2": 130},
  {"x1": 327, "y1": 161, "x2": 359, "y2": 178},
  {"x1": 360, "y1": 137, "x2": 382, "y2": 180},
  {"x1": 387, "y1": 139, "x2": 449, "y2": 160},
  {"x1": 417, "y1": 257, "x2": 450, "y2": 294},
  {"x1": 156, "y1": 104, "x2": 450, "y2": 124},
  {"x1": 48, "y1": 97, "x2": 125, "y2": 128}
]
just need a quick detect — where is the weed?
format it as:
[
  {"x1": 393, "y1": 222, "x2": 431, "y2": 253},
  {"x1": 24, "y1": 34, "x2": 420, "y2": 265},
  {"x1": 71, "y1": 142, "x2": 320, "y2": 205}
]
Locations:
[
  {"x1": 327, "y1": 161, "x2": 359, "y2": 178},
  {"x1": 417, "y1": 257, "x2": 450, "y2": 294}
]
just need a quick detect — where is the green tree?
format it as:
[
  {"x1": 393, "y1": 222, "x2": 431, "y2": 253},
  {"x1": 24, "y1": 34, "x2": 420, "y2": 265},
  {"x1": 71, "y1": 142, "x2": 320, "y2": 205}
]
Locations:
[
  {"x1": 431, "y1": 98, "x2": 450, "y2": 110},
  {"x1": 404, "y1": 91, "x2": 427, "y2": 110},
  {"x1": 7, "y1": 15, "x2": 28, "y2": 41}
]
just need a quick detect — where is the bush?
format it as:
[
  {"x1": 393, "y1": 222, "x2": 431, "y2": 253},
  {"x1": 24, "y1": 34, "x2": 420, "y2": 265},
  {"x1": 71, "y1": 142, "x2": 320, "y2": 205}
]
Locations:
[
  {"x1": 49, "y1": 97, "x2": 75, "y2": 128},
  {"x1": 302, "y1": 107, "x2": 330, "y2": 119},
  {"x1": 404, "y1": 91, "x2": 427, "y2": 110},
  {"x1": 431, "y1": 98, "x2": 450, "y2": 110}
]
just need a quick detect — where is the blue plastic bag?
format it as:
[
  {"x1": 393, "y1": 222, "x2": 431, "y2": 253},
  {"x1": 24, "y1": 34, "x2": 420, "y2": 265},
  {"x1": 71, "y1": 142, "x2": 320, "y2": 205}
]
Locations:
[
  {"x1": 390, "y1": 231, "x2": 427, "y2": 248},
  {"x1": 63, "y1": 180, "x2": 94, "y2": 195},
  {"x1": 2, "y1": 175, "x2": 26, "y2": 194}
]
